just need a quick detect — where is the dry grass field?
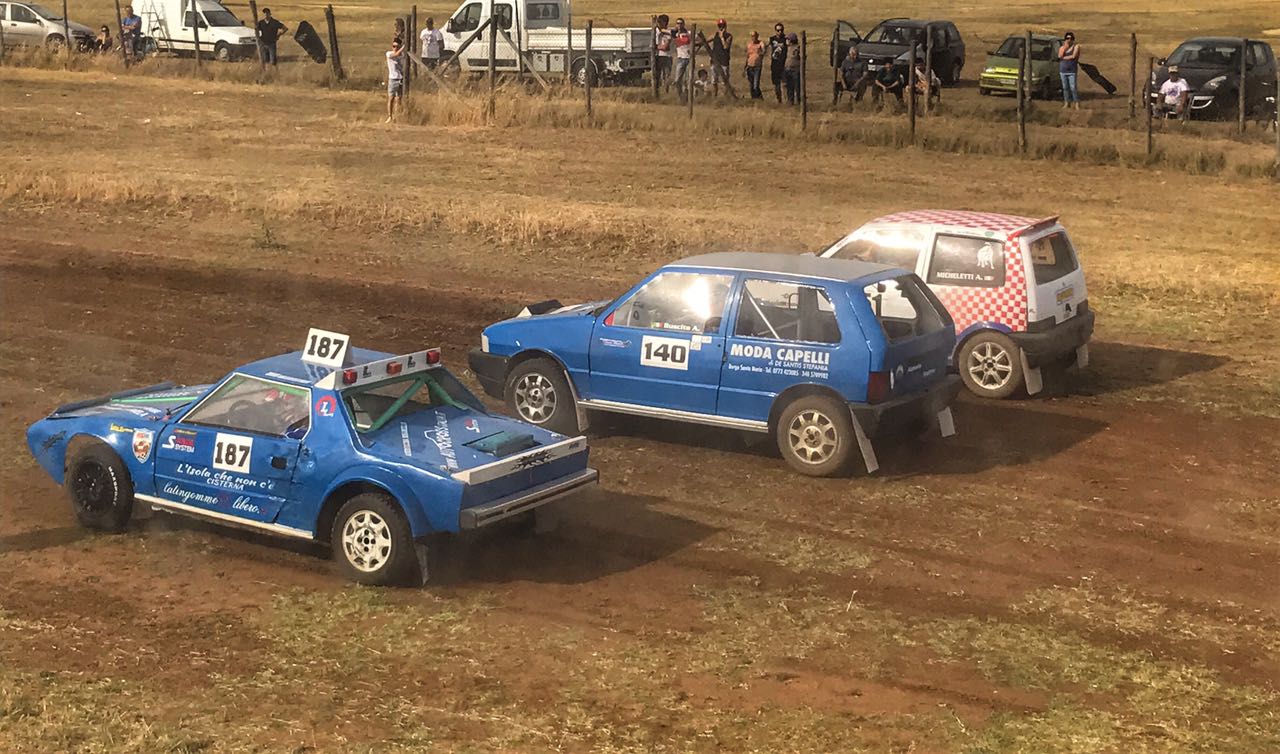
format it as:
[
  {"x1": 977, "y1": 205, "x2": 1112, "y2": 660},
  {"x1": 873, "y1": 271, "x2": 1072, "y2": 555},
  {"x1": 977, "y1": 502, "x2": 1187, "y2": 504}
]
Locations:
[{"x1": 2, "y1": 0, "x2": 1280, "y2": 751}]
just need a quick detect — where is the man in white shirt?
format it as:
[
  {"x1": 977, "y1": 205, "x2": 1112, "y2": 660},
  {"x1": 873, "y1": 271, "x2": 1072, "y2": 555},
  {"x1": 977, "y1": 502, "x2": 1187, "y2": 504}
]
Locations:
[
  {"x1": 386, "y1": 38, "x2": 405, "y2": 122},
  {"x1": 419, "y1": 17, "x2": 444, "y2": 68},
  {"x1": 670, "y1": 17, "x2": 693, "y2": 102},
  {"x1": 1156, "y1": 65, "x2": 1191, "y2": 118},
  {"x1": 653, "y1": 14, "x2": 672, "y2": 90}
]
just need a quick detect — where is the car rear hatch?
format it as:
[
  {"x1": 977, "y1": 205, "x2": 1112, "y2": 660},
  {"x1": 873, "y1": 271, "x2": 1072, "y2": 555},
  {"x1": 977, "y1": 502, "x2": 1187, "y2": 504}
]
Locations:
[
  {"x1": 860, "y1": 274, "x2": 954, "y2": 399},
  {"x1": 1019, "y1": 224, "x2": 1088, "y2": 326}
]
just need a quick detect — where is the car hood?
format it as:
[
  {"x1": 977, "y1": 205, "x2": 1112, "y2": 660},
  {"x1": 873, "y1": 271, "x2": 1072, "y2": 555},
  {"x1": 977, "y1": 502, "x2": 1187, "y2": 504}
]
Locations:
[
  {"x1": 52, "y1": 383, "x2": 210, "y2": 423},
  {"x1": 358, "y1": 404, "x2": 569, "y2": 475},
  {"x1": 984, "y1": 54, "x2": 1054, "y2": 73},
  {"x1": 854, "y1": 41, "x2": 910, "y2": 61},
  {"x1": 64, "y1": 19, "x2": 95, "y2": 35}
]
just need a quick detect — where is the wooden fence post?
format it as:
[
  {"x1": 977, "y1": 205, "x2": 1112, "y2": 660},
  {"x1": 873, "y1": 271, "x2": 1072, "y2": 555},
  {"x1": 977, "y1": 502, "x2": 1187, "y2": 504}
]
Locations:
[
  {"x1": 112, "y1": 0, "x2": 129, "y2": 67},
  {"x1": 1238, "y1": 38, "x2": 1248, "y2": 135},
  {"x1": 1128, "y1": 33, "x2": 1137, "y2": 120},
  {"x1": 248, "y1": 0, "x2": 264, "y2": 69},
  {"x1": 650, "y1": 16, "x2": 658, "y2": 99},
  {"x1": 924, "y1": 24, "x2": 934, "y2": 115},
  {"x1": 831, "y1": 24, "x2": 839, "y2": 106},
  {"x1": 190, "y1": 0, "x2": 201, "y2": 70},
  {"x1": 687, "y1": 23, "x2": 695, "y2": 119},
  {"x1": 1275, "y1": 76, "x2": 1279, "y2": 181},
  {"x1": 1016, "y1": 34, "x2": 1027, "y2": 154},
  {"x1": 324, "y1": 5, "x2": 344, "y2": 80},
  {"x1": 61, "y1": 0, "x2": 70, "y2": 64},
  {"x1": 0, "y1": 14, "x2": 7, "y2": 64},
  {"x1": 1152, "y1": 56, "x2": 1162, "y2": 155},
  {"x1": 564, "y1": 5, "x2": 572, "y2": 85},
  {"x1": 907, "y1": 43, "x2": 916, "y2": 144},
  {"x1": 800, "y1": 30, "x2": 808, "y2": 130},
  {"x1": 487, "y1": 14, "x2": 497, "y2": 122},
  {"x1": 584, "y1": 19, "x2": 593, "y2": 117}
]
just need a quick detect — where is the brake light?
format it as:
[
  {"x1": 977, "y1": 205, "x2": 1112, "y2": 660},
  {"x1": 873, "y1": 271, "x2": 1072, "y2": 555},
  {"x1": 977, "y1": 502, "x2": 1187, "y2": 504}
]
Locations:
[
  {"x1": 867, "y1": 371, "x2": 891, "y2": 403},
  {"x1": 386, "y1": 361, "x2": 403, "y2": 375},
  {"x1": 342, "y1": 369, "x2": 358, "y2": 385},
  {"x1": 425, "y1": 349, "x2": 441, "y2": 365}
]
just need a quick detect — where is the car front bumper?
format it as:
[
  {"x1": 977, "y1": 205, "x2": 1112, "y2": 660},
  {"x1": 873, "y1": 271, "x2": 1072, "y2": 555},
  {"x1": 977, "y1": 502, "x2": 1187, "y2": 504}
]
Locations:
[
  {"x1": 468, "y1": 348, "x2": 510, "y2": 399},
  {"x1": 459, "y1": 466, "x2": 598, "y2": 529},
  {"x1": 1010, "y1": 309, "x2": 1095, "y2": 367},
  {"x1": 850, "y1": 374, "x2": 962, "y2": 438}
]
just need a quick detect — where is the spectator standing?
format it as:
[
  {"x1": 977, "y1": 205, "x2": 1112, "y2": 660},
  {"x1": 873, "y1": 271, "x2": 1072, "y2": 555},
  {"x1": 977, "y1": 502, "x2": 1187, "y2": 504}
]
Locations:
[
  {"x1": 653, "y1": 14, "x2": 673, "y2": 90},
  {"x1": 386, "y1": 37, "x2": 405, "y2": 122},
  {"x1": 419, "y1": 17, "x2": 443, "y2": 68},
  {"x1": 670, "y1": 17, "x2": 693, "y2": 102},
  {"x1": 873, "y1": 61, "x2": 905, "y2": 106},
  {"x1": 744, "y1": 30, "x2": 764, "y2": 99},
  {"x1": 1155, "y1": 65, "x2": 1190, "y2": 118},
  {"x1": 839, "y1": 46, "x2": 870, "y2": 102},
  {"x1": 707, "y1": 19, "x2": 737, "y2": 98},
  {"x1": 768, "y1": 23, "x2": 787, "y2": 103},
  {"x1": 94, "y1": 24, "x2": 114, "y2": 53},
  {"x1": 256, "y1": 8, "x2": 287, "y2": 66},
  {"x1": 1059, "y1": 31, "x2": 1080, "y2": 109},
  {"x1": 120, "y1": 5, "x2": 141, "y2": 60},
  {"x1": 783, "y1": 32, "x2": 801, "y2": 104}
]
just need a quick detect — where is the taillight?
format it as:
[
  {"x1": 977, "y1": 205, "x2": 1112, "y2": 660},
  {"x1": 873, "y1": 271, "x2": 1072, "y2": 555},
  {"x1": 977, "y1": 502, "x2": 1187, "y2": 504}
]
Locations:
[
  {"x1": 867, "y1": 371, "x2": 891, "y2": 403},
  {"x1": 342, "y1": 369, "x2": 358, "y2": 385},
  {"x1": 425, "y1": 348, "x2": 442, "y2": 365},
  {"x1": 386, "y1": 361, "x2": 403, "y2": 375}
]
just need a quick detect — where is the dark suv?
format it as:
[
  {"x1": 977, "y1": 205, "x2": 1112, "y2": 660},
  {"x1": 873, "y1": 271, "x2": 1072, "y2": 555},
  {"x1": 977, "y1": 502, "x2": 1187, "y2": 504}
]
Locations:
[
  {"x1": 832, "y1": 18, "x2": 966, "y2": 84},
  {"x1": 1150, "y1": 37, "x2": 1277, "y2": 120}
]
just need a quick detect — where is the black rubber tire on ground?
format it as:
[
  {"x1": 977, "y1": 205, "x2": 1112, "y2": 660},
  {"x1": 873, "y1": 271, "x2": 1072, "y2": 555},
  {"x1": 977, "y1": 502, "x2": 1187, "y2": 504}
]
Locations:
[
  {"x1": 65, "y1": 442, "x2": 135, "y2": 532},
  {"x1": 330, "y1": 493, "x2": 418, "y2": 586},
  {"x1": 775, "y1": 394, "x2": 855, "y2": 477},
  {"x1": 503, "y1": 357, "x2": 580, "y2": 435},
  {"x1": 978, "y1": 86, "x2": 990, "y2": 96},
  {"x1": 958, "y1": 331, "x2": 1025, "y2": 399}
]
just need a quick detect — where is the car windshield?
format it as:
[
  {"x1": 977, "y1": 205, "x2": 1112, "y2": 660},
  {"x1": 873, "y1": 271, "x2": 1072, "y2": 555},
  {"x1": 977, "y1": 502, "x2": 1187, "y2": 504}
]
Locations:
[
  {"x1": 995, "y1": 37, "x2": 1055, "y2": 61},
  {"x1": 865, "y1": 23, "x2": 919, "y2": 46},
  {"x1": 28, "y1": 3, "x2": 62, "y2": 20},
  {"x1": 203, "y1": 9, "x2": 240, "y2": 26},
  {"x1": 344, "y1": 370, "x2": 481, "y2": 433},
  {"x1": 1167, "y1": 41, "x2": 1240, "y2": 68}
]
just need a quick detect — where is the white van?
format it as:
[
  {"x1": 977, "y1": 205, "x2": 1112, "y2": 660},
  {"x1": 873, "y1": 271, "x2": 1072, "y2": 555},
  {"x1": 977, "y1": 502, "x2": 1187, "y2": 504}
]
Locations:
[{"x1": 135, "y1": 0, "x2": 257, "y2": 61}]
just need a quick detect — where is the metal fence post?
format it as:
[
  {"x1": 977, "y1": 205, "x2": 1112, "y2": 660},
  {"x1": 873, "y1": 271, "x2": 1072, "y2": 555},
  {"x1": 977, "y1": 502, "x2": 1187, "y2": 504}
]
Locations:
[
  {"x1": 585, "y1": 19, "x2": 593, "y2": 117},
  {"x1": 61, "y1": 0, "x2": 70, "y2": 64},
  {"x1": 1145, "y1": 56, "x2": 1154, "y2": 155},
  {"x1": 800, "y1": 30, "x2": 808, "y2": 130},
  {"x1": 1238, "y1": 38, "x2": 1248, "y2": 135},
  {"x1": 1016, "y1": 35, "x2": 1027, "y2": 154},
  {"x1": 249, "y1": 0, "x2": 265, "y2": 69},
  {"x1": 190, "y1": 0, "x2": 201, "y2": 70},
  {"x1": 688, "y1": 23, "x2": 695, "y2": 119},
  {"x1": 1128, "y1": 33, "x2": 1137, "y2": 120},
  {"x1": 907, "y1": 43, "x2": 916, "y2": 144},
  {"x1": 325, "y1": 5, "x2": 344, "y2": 80},
  {"x1": 924, "y1": 24, "x2": 934, "y2": 115}
]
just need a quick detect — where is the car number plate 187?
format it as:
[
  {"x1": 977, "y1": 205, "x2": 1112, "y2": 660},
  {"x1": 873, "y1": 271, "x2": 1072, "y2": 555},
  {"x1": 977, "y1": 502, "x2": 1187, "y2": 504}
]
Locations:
[{"x1": 1055, "y1": 286, "x2": 1074, "y2": 304}]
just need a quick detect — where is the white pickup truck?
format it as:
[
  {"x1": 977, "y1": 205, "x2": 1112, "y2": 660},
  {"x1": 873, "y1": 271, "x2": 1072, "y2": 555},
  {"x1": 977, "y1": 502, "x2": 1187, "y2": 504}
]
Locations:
[{"x1": 440, "y1": 0, "x2": 651, "y2": 84}]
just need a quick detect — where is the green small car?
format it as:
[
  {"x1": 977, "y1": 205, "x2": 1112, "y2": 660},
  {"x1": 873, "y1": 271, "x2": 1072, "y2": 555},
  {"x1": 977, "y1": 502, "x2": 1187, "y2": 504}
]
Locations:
[{"x1": 979, "y1": 34, "x2": 1061, "y2": 98}]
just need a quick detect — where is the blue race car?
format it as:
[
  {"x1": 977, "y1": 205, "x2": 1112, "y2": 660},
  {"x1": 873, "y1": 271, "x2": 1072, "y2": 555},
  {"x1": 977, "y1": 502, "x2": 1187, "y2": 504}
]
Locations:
[
  {"x1": 469, "y1": 253, "x2": 962, "y2": 477},
  {"x1": 26, "y1": 329, "x2": 598, "y2": 585}
]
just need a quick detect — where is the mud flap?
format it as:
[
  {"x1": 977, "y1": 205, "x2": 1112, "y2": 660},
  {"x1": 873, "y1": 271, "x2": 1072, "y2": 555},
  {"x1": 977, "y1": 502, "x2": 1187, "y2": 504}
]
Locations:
[
  {"x1": 414, "y1": 541, "x2": 430, "y2": 587},
  {"x1": 1020, "y1": 349, "x2": 1044, "y2": 396},
  {"x1": 1076, "y1": 344, "x2": 1090, "y2": 369},
  {"x1": 937, "y1": 407, "x2": 956, "y2": 438},
  {"x1": 851, "y1": 415, "x2": 879, "y2": 474}
]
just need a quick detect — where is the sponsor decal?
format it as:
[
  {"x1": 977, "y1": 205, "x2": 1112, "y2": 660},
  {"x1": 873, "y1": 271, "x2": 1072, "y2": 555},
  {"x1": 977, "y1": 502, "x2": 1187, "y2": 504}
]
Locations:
[
  {"x1": 514, "y1": 449, "x2": 552, "y2": 470},
  {"x1": 109, "y1": 423, "x2": 133, "y2": 433},
  {"x1": 161, "y1": 433, "x2": 196, "y2": 454},
  {"x1": 726, "y1": 343, "x2": 831, "y2": 380},
  {"x1": 314, "y1": 395, "x2": 337, "y2": 418},
  {"x1": 175, "y1": 461, "x2": 275, "y2": 492},
  {"x1": 174, "y1": 428, "x2": 197, "y2": 436},
  {"x1": 599, "y1": 337, "x2": 630, "y2": 349},
  {"x1": 264, "y1": 371, "x2": 309, "y2": 384},
  {"x1": 400, "y1": 421, "x2": 413, "y2": 455},
  {"x1": 424, "y1": 412, "x2": 459, "y2": 470},
  {"x1": 160, "y1": 483, "x2": 261, "y2": 514},
  {"x1": 464, "y1": 418, "x2": 481, "y2": 433},
  {"x1": 132, "y1": 429, "x2": 154, "y2": 463}
]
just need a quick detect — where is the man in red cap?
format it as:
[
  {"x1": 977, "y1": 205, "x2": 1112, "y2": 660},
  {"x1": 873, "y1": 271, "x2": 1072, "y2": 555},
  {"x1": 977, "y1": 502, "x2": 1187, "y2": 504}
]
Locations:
[{"x1": 707, "y1": 18, "x2": 738, "y2": 98}]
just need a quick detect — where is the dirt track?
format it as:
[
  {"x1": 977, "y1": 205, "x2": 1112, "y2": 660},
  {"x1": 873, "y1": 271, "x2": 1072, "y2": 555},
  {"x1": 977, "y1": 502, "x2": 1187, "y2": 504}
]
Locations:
[{"x1": 2, "y1": 240, "x2": 1278, "y2": 750}]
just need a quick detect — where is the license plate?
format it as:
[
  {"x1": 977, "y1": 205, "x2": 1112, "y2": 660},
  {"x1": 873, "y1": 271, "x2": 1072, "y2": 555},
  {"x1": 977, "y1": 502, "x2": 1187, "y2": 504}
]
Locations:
[{"x1": 1055, "y1": 286, "x2": 1074, "y2": 304}]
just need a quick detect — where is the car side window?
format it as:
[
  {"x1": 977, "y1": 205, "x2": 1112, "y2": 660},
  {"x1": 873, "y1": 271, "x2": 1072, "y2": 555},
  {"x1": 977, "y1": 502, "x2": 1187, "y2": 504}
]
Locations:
[
  {"x1": 184, "y1": 10, "x2": 207, "y2": 27},
  {"x1": 609, "y1": 271, "x2": 734, "y2": 334},
  {"x1": 527, "y1": 2, "x2": 558, "y2": 20},
  {"x1": 184, "y1": 375, "x2": 310, "y2": 438},
  {"x1": 928, "y1": 234, "x2": 1005, "y2": 288},
  {"x1": 11, "y1": 4, "x2": 38, "y2": 22},
  {"x1": 455, "y1": 2, "x2": 481, "y2": 31},
  {"x1": 493, "y1": 3, "x2": 512, "y2": 29},
  {"x1": 735, "y1": 279, "x2": 841, "y2": 345},
  {"x1": 864, "y1": 276, "x2": 946, "y2": 342},
  {"x1": 830, "y1": 226, "x2": 925, "y2": 270}
]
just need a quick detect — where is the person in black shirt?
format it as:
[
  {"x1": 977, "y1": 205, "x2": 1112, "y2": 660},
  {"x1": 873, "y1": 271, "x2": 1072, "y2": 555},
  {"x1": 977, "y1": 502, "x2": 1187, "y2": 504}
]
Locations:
[
  {"x1": 257, "y1": 8, "x2": 288, "y2": 66},
  {"x1": 767, "y1": 23, "x2": 787, "y2": 103},
  {"x1": 873, "y1": 62, "x2": 906, "y2": 106},
  {"x1": 707, "y1": 19, "x2": 738, "y2": 98}
]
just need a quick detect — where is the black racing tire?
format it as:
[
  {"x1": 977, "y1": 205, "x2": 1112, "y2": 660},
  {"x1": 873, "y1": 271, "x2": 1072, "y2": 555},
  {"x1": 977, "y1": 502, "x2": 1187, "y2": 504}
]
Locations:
[
  {"x1": 66, "y1": 442, "x2": 135, "y2": 532},
  {"x1": 775, "y1": 394, "x2": 855, "y2": 477},
  {"x1": 331, "y1": 493, "x2": 418, "y2": 586},
  {"x1": 503, "y1": 357, "x2": 580, "y2": 435},
  {"x1": 958, "y1": 331, "x2": 1024, "y2": 399}
]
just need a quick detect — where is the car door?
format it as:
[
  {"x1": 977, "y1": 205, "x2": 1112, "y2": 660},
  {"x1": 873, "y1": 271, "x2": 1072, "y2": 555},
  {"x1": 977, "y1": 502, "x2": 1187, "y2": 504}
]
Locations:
[
  {"x1": 1247, "y1": 41, "x2": 1274, "y2": 113},
  {"x1": 181, "y1": 6, "x2": 206, "y2": 53},
  {"x1": 927, "y1": 24, "x2": 952, "y2": 76},
  {"x1": 153, "y1": 373, "x2": 308, "y2": 524},
  {"x1": 587, "y1": 269, "x2": 735, "y2": 415},
  {"x1": 6, "y1": 3, "x2": 46, "y2": 45}
]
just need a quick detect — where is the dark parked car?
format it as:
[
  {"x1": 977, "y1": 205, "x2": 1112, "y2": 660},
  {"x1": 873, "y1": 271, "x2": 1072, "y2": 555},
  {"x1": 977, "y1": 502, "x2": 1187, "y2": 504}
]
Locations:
[
  {"x1": 831, "y1": 18, "x2": 966, "y2": 84},
  {"x1": 1150, "y1": 37, "x2": 1277, "y2": 120}
]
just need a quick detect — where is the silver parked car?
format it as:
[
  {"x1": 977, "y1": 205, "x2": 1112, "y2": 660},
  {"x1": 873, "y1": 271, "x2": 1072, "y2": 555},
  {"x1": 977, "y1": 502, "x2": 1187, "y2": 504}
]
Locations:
[{"x1": 1, "y1": 1, "x2": 94, "y2": 50}]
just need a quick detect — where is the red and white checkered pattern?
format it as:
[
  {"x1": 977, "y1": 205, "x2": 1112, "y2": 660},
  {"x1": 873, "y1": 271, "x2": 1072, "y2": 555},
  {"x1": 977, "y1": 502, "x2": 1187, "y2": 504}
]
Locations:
[{"x1": 867, "y1": 210, "x2": 1049, "y2": 333}]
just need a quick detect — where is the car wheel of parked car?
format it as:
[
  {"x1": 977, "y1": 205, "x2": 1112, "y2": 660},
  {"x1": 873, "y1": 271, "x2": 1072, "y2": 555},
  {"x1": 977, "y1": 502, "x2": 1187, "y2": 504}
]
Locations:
[
  {"x1": 214, "y1": 42, "x2": 231, "y2": 62},
  {"x1": 66, "y1": 442, "x2": 135, "y2": 533},
  {"x1": 776, "y1": 395, "x2": 854, "y2": 477},
  {"x1": 504, "y1": 358, "x2": 580, "y2": 435},
  {"x1": 331, "y1": 493, "x2": 417, "y2": 586},
  {"x1": 46, "y1": 34, "x2": 66, "y2": 51},
  {"x1": 959, "y1": 332, "x2": 1024, "y2": 399}
]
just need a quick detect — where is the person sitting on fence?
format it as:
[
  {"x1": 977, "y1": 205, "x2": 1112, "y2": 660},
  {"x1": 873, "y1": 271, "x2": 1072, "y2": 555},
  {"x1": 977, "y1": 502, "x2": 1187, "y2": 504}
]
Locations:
[
  {"x1": 420, "y1": 17, "x2": 443, "y2": 68},
  {"x1": 670, "y1": 18, "x2": 693, "y2": 102},
  {"x1": 1155, "y1": 65, "x2": 1191, "y2": 119},
  {"x1": 783, "y1": 32, "x2": 801, "y2": 104},
  {"x1": 654, "y1": 15, "x2": 672, "y2": 90},
  {"x1": 838, "y1": 46, "x2": 870, "y2": 102},
  {"x1": 385, "y1": 37, "x2": 406, "y2": 123},
  {"x1": 256, "y1": 8, "x2": 288, "y2": 66},
  {"x1": 94, "y1": 25, "x2": 114, "y2": 53},
  {"x1": 708, "y1": 19, "x2": 737, "y2": 98},
  {"x1": 120, "y1": 6, "x2": 142, "y2": 59},
  {"x1": 912, "y1": 58, "x2": 941, "y2": 105},
  {"x1": 873, "y1": 62, "x2": 906, "y2": 106}
]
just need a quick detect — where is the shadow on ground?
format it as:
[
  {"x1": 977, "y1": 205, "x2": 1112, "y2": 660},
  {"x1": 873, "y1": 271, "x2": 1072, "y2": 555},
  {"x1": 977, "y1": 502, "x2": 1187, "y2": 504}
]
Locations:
[{"x1": 1064, "y1": 341, "x2": 1228, "y2": 398}]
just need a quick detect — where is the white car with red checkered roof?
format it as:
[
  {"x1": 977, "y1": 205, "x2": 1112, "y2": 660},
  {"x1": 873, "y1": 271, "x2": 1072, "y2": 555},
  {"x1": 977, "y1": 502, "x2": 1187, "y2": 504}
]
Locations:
[{"x1": 822, "y1": 210, "x2": 1093, "y2": 398}]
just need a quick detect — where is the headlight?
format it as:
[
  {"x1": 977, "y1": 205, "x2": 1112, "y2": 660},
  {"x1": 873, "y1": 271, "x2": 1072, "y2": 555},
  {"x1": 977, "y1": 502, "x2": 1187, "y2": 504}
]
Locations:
[
  {"x1": 1203, "y1": 75, "x2": 1226, "y2": 90},
  {"x1": 481, "y1": 334, "x2": 490, "y2": 353}
]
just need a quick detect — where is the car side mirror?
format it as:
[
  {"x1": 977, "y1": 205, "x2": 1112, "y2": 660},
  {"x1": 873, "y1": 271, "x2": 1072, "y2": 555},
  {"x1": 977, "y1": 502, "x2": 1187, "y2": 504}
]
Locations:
[
  {"x1": 446, "y1": 18, "x2": 457, "y2": 33},
  {"x1": 1157, "y1": 57, "x2": 1167, "y2": 66}
]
